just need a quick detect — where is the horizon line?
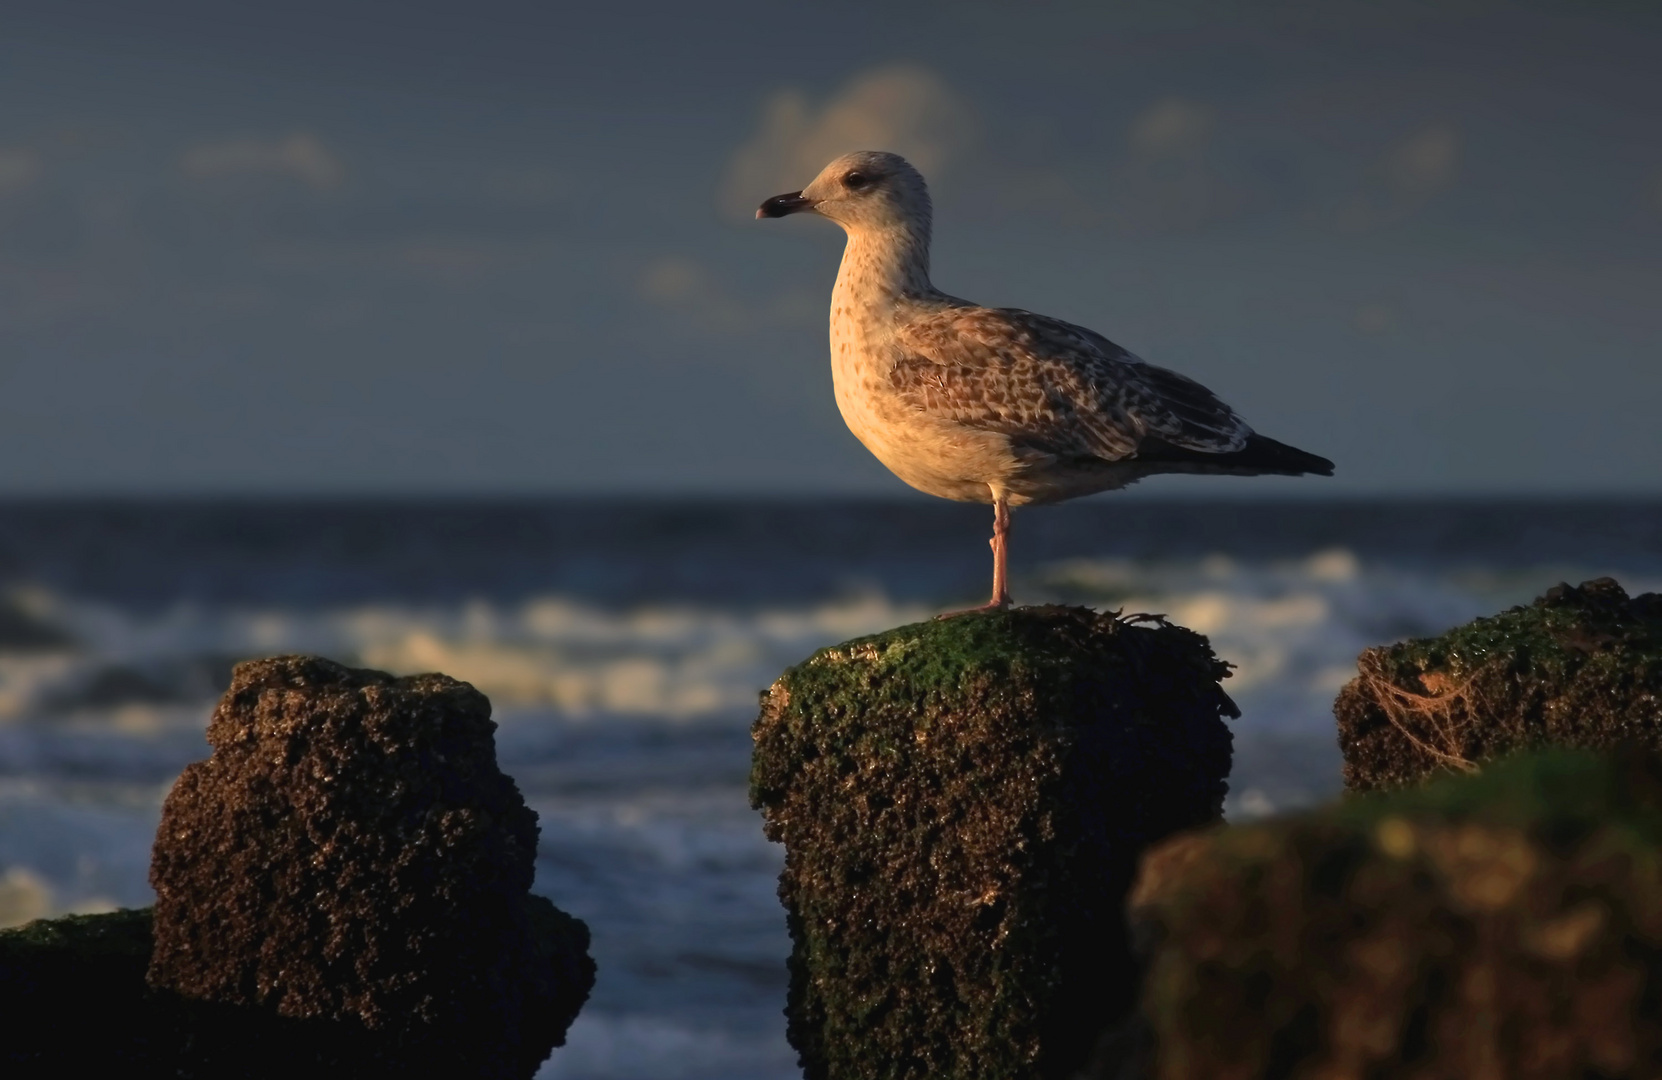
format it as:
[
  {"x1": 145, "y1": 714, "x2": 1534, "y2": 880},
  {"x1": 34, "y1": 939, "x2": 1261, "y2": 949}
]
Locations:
[{"x1": 0, "y1": 489, "x2": 1657, "y2": 506}]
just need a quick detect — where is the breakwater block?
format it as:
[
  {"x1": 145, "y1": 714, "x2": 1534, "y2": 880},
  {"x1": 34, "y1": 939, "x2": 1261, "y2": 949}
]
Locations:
[
  {"x1": 751, "y1": 606, "x2": 1236, "y2": 1080},
  {"x1": 144, "y1": 655, "x2": 594, "y2": 1078},
  {"x1": 1124, "y1": 748, "x2": 1662, "y2": 1080},
  {"x1": 1336, "y1": 578, "x2": 1662, "y2": 793},
  {"x1": 0, "y1": 899, "x2": 585, "y2": 1076}
]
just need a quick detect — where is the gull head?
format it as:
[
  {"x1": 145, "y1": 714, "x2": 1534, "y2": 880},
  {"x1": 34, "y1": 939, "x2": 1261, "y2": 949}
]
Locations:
[{"x1": 757, "y1": 151, "x2": 932, "y2": 235}]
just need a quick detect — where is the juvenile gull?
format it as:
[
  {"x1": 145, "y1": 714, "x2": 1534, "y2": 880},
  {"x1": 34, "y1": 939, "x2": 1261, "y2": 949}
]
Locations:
[{"x1": 759, "y1": 150, "x2": 1334, "y2": 611}]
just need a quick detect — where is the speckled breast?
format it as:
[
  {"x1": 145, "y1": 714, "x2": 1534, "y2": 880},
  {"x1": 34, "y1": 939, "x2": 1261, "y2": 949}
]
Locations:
[{"x1": 827, "y1": 316, "x2": 1008, "y2": 504}]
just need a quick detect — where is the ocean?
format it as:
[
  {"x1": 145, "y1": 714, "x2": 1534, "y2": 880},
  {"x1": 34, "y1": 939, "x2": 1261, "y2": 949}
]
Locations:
[{"x1": 1, "y1": 496, "x2": 1658, "y2": 1078}]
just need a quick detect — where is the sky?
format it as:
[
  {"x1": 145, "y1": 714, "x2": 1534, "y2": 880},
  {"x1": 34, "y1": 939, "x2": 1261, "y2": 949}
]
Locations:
[{"x1": 0, "y1": 0, "x2": 1658, "y2": 496}]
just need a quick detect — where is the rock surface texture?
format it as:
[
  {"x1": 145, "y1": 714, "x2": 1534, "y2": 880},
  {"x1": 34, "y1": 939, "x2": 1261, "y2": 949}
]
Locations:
[
  {"x1": 1336, "y1": 578, "x2": 1662, "y2": 793},
  {"x1": 146, "y1": 655, "x2": 593, "y2": 1079},
  {"x1": 1122, "y1": 749, "x2": 1662, "y2": 1080},
  {"x1": 751, "y1": 606, "x2": 1236, "y2": 1080},
  {"x1": 0, "y1": 903, "x2": 587, "y2": 1078}
]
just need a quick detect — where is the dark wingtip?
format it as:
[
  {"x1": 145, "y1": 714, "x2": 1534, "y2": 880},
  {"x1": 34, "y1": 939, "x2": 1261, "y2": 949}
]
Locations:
[
  {"x1": 1131, "y1": 434, "x2": 1335, "y2": 478},
  {"x1": 1252, "y1": 435, "x2": 1334, "y2": 476}
]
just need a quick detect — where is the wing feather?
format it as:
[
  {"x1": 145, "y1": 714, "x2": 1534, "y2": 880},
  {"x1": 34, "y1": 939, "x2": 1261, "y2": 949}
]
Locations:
[{"x1": 889, "y1": 306, "x2": 1250, "y2": 462}]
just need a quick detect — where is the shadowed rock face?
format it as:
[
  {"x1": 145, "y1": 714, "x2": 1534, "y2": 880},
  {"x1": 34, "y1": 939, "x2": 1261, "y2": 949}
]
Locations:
[
  {"x1": 752, "y1": 606, "x2": 1236, "y2": 1080},
  {"x1": 1336, "y1": 578, "x2": 1662, "y2": 793},
  {"x1": 0, "y1": 902, "x2": 590, "y2": 1077},
  {"x1": 148, "y1": 655, "x2": 593, "y2": 1079},
  {"x1": 1123, "y1": 749, "x2": 1662, "y2": 1080}
]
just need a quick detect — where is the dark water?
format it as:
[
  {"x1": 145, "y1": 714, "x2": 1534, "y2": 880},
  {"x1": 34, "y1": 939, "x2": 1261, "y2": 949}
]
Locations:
[
  {"x1": 1, "y1": 497, "x2": 1658, "y2": 608},
  {"x1": 0, "y1": 497, "x2": 1657, "y2": 1078}
]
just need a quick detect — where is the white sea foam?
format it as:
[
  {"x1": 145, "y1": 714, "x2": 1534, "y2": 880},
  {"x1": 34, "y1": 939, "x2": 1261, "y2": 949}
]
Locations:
[
  {"x1": 0, "y1": 774, "x2": 156, "y2": 926},
  {"x1": 6, "y1": 550, "x2": 1654, "y2": 739},
  {"x1": 539, "y1": 1013, "x2": 795, "y2": 1079},
  {"x1": 0, "y1": 866, "x2": 52, "y2": 928},
  {"x1": 2, "y1": 544, "x2": 1626, "y2": 933},
  {"x1": 2, "y1": 546, "x2": 1654, "y2": 1076},
  {"x1": 0, "y1": 589, "x2": 937, "y2": 723},
  {"x1": 1033, "y1": 549, "x2": 1661, "y2": 732}
]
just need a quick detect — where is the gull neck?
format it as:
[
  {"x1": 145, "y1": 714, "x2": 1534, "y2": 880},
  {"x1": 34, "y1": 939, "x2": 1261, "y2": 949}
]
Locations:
[{"x1": 834, "y1": 223, "x2": 938, "y2": 307}]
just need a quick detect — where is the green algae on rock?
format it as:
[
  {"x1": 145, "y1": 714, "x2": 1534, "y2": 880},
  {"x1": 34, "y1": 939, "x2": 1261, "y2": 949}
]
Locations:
[
  {"x1": 0, "y1": 899, "x2": 587, "y2": 1077},
  {"x1": 1123, "y1": 748, "x2": 1662, "y2": 1080},
  {"x1": 1336, "y1": 577, "x2": 1662, "y2": 793},
  {"x1": 751, "y1": 605, "x2": 1236, "y2": 1080}
]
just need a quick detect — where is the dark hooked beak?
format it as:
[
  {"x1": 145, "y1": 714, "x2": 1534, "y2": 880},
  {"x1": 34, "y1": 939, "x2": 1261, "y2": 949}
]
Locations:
[{"x1": 756, "y1": 191, "x2": 814, "y2": 219}]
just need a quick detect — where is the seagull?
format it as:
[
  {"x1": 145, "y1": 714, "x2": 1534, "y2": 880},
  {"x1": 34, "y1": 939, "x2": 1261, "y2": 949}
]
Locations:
[{"x1": 759, "y1": 150, "x2": 1333, "y2": 612}]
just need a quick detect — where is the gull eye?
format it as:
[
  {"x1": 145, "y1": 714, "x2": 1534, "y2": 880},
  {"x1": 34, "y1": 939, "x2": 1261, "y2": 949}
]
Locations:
[{"x1": 844, "y1": 171, "x2": 872, "y2": 190}]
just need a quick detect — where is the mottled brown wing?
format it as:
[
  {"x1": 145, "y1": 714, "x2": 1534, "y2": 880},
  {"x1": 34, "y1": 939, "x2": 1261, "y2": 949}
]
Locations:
[{"x1": 890, "y1": 306, "x2": 1250, "y2": 462}]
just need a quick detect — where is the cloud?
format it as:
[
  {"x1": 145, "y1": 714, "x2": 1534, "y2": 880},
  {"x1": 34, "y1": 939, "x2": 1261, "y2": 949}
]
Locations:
[
  {"x1": 719, "y1": 65, "x2": 975, "y2": 220},
  {"x1": 482, "y1": 167, "x2": 565, "y2": 206},
  {"x1": 0, "y1": 149, "x2": 41, "y2": 197},
  {"x1": 1352, "y1": 302, "x2": 1398, "y2": 336},
  {"x1": 1326, "y1": 121, "x2": 1461, "y2": 232},
  {"x1": 1098, "y1": 98, "x2": 1237, "y2": 234},
  {"x1": 638, "y1": 255, "x2": 816, "y2": 336},
  {"x1": 639, "y1": 256, "x2": 707, "y2": 306},
  {"x1": 395, "y1": 240, "x2": 505, "y2": 285},
  {"x1": 180, "y1": 132, "x2": 344, "y2": 189},
  {"x1": 1384, "y1": 122, "x2": 1460, "y2": 197},
  {"x1": 1127, "y1": 99, "x2": 1216, "y2": 162}
]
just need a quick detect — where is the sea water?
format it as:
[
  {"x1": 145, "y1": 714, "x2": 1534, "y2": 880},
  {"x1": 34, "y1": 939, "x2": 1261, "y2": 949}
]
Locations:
[{"x1": 0, "y1": 498, "x2": 1657, "y2": 1078}]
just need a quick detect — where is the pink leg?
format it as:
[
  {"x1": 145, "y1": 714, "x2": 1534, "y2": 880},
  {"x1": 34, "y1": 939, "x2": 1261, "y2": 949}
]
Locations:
[
  {"x1": 939, "y1": 493, "x2": 1014, "y2": 618},
  {"x1": 988, "y1": 494, "x2": 1011, "y2": 608}
]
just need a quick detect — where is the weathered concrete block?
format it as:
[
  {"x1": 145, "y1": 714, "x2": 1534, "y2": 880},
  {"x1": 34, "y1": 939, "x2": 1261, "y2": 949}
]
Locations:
[
  {"x1": 0, "y1": 900, "x2": 586, "y2": 1077},
  {"x1": 751, "y1": 606, "x2": 1236, "y2": 1080},
  {"x1": 147, "y1": 655, "x2": 594, "y2": 1079},
  {"x1": 0, "y1": 909, "x2": 157, "y2": 1074},
  {"x1": 1123, "y1": 748, "x2": 1662, "y2": 1080},
  {"x1": 1336, "y1": 578, "x2": 1662, "y2": 793}
]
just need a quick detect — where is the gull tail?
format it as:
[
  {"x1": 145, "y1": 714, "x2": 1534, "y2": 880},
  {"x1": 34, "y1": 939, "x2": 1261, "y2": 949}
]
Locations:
[
  {"x1": 1228, "y1": 433, "x2": 1335, "y2": 476},
  {"x1": 1136, "y1": 433, "x2": 1335, "y2": 477}
]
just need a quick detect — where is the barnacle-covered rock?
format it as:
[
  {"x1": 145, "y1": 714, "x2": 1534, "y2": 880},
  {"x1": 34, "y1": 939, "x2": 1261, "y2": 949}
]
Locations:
[
  {"x1": 752, "y1": 606, "x2": 1235, "y2": 1080},
  {"x1": 147, "y1": 655, "x2": 593, "y2": 1078},
  {"x1": 1123, "y1": 748, "x2": 1662, "y2": 1080},
  {"x1": 1336, "y1": 578, "x2": 1662, "y2": 792}
]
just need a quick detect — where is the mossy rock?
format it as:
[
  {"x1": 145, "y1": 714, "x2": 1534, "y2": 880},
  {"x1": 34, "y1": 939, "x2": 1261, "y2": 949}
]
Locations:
[
  {"x1": 752, "y1": 605, "x2": 1236, "y2": 1080},
  {"x1": 1336, "y1": 578, "x2": 1662, "y2": 792},
  {"x1": 1121, "y1": 748, "x2": 1662, "y2": 1080},
  {"x1": 0, "y1": 897, "x2": 588, "y2": 1078}
]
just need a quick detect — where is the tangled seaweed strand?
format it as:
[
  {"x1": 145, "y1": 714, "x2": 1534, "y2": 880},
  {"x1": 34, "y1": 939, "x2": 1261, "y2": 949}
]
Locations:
[
  {"x1": 1336, "y1": 578, "x2": 1662, "y2": 793},
  {"x1": 1352, "y1": 651, "x2": 1481, "y2": 775}
]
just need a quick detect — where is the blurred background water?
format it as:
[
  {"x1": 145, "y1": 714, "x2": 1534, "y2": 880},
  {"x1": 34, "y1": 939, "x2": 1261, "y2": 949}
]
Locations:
[{"x1": 1, "y1": 496, "x2": 1658, "y2": 1078}]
